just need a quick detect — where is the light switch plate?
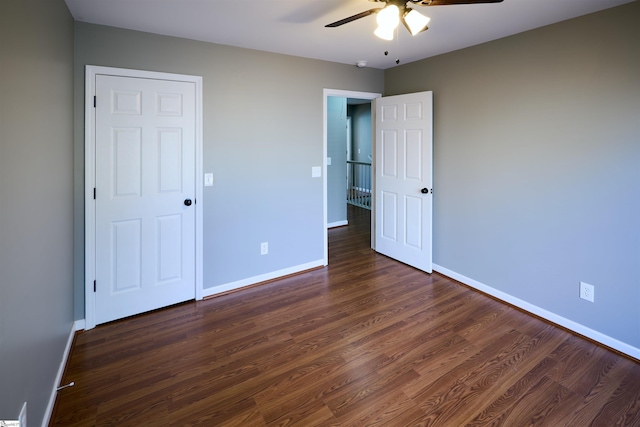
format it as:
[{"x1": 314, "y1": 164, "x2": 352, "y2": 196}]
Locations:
[
  {"x1": 204, "y1": 173, "x2": 213, "y2": 187},
  {"x1": 312, "y1": 166, "x2": 321, "y2": 178},
  {"x1": 327, "y1": 157, "x2": 332, "y2": 166}
]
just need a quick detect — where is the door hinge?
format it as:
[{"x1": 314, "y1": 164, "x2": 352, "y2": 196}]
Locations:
[
  {"x1": 93, "y1": 280, "x2": 96, "y2": 292},
  {"x1": 93, "y1": 96, "x2": 96, "y2": 108},
  {"x1": 93, "y1": 187, "x2": 96, "y2": 199}
]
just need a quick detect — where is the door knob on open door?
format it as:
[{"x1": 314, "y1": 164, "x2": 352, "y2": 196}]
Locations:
[
  {"x1": 184, "y1": 199, "x2": 192, "y2": 206},
  {"x1": 421, "y1": 188, "x2": 429, "y2": 194}
]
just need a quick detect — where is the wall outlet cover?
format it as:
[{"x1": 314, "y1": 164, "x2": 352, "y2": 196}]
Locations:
[{"x1": 580, "y1": 281, "x2": 594, "y2": 303}]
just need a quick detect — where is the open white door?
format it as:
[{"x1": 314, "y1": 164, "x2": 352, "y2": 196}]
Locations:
[
  {"x1": 374, "y1": 91, "x2": 433, "y2": 273},
  {"x1": 93, "y1": 74, "x2": 197, "y2": 325}
]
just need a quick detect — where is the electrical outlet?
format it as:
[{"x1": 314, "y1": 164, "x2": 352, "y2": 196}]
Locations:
[
  {"x1": 260, "y1": 242, "x2": 268, "y2": 255},
  {"x1": 19, "y1": 401, "x2": 27, "y2": 427},
  {"x1": 580, "y1": 281, "x2": 594, "y2": 303}
]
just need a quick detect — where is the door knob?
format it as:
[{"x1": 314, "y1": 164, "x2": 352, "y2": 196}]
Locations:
[
  {"x1": 421, "y1": 188, "x2": 429, "y2": 194},
  {"x1": 184, "y1": 198, "x2": 192, "y2": 206}
]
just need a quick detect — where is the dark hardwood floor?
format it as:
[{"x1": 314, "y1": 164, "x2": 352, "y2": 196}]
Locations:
[{"x1": 51, "y1": 205, "x2": 640, "y2": 426}]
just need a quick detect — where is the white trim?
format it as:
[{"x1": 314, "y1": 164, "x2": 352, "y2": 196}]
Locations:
[
  {"x1": 84, "y1": 65, "x2": 204, "y2": 330},
  {"x1": 74, "y1": 319, "x2": 86, "y2": 331},
  {"x1": 202, "y1": 260, "x2": 324, "y2": 298},
  {"x1": 323, "y1": 89, "x2": 381, "y2": 266},
  {"x1": 348, "y1": 186, "x2": 372, "y2": 193},
  {"x1": 433, "y1": 263, "x2": 640, "y2": 360},
  {"x1": 328, "y1": 220, "x2": 348, "y2": 228},
  {"x1": 41, "y1": 321, "x2": 78, "y2": 427}
]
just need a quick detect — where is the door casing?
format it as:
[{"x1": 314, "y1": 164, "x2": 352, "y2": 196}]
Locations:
[{"x1": 84, "y1": 65, "x2": 204, "y2": 330}]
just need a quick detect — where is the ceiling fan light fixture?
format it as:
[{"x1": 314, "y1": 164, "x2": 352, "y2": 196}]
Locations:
[
  {"x1": 404, "y1": 9, "x2": 430, "y2": 36},
  {"x1": 374, "y1": 25, "x2": 395, "y2": 40},
  {"x1": 376, "y1": 4, "x2": 400, "y2": 30}
]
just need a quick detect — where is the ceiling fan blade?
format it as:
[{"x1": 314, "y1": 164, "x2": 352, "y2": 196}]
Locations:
[
  {"x1": 420, "y1": 0, "x2": 503, "y2": 5},
  {"x1": 325, "y1": 8, "x2": 382, "y2": 28}
]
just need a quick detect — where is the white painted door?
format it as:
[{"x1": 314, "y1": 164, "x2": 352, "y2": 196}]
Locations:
[
  {"x1": 374, "y1": 91, "x2": 433, "y2": 273},
  {"x1": 94, "y1": 75, "x2": 196, "y2": 325}
]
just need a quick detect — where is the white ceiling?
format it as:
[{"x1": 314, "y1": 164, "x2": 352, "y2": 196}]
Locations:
[{"x1": 64, "y1": 0, "x2": 635, "y2": 70}]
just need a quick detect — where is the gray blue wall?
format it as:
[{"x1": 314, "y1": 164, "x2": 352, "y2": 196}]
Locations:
[
  {"x1": 348, "y1": 104, "x2": 373, "y2": 163},
  {"x1": 385, "y1": 1, "x2": 640, "y2": 348},
  {"x1": 0, "y1": 0, "x2": 75, "y2": 424},
  {"x1": 73, "y1": 23, "x2": 385, "y2": 316},
  {"x1": 327, "y1": 97, "x2": 348, "y2": 225}
]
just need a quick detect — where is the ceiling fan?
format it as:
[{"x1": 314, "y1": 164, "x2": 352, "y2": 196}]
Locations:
[{"x1": 326, "y1": 0, "x2": 504, "y2": 40}]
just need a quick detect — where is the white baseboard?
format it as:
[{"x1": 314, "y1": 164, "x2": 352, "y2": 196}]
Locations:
[
  {"x1": 327, "y1": 220, "x2": 348, "y2": 228},
  {"x1": 41, "y1": 320, "x2": 79, "y2": 427},
  {"x1": 75, "y1": 259, "x2": 326, "y2": 321},
  {"x1": 74, "y1": 319, "x2": 85, "y2": 331},
  {"x1": 433, "y1": 264, "x2": 640, "y2": 361},
  {"x1": 203, "y1": 259, "x2": 325, "y2": 298}
]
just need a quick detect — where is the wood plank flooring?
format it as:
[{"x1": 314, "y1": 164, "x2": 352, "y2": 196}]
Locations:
[{"x1": 51, "y1": 206, "x2": 640, "y2": 426}]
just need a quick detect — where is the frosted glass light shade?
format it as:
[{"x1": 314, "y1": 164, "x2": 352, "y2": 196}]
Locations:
[
  {"x1": 376, "y1": 5, "x2": 400, "y2": 29},
  {"x1": 404, "y1": 9, "x2": 430, "y2": 35},
  {"x1": 374, "y1": 26, "x2": 395, "y2": 40}
]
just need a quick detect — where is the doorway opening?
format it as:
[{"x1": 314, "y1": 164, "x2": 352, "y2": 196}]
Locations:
[
  {"x1": 346, "y1": 99, "x2": 373, "y2": 212},
  {"x1": 323, "y1": 89, "x2": 381, "y2": 265}
]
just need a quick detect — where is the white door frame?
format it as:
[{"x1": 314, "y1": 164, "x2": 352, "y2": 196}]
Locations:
[
  {"x1": 323, "y1": 89, "x2": 381, "y2": 265},
  {"x1": 84, "y1": 65, "x2": 204, "y2": 330}
]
